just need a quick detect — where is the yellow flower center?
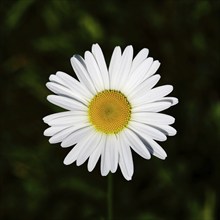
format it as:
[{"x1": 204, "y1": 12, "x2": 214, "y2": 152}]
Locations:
[{"x1": 88, "y1": 90, "x2": 131, "y2": 134}]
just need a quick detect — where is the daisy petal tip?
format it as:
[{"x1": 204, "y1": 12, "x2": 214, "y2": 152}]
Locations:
[
  {"x1": 61, "y1": 142, "x2": 67, "y2": 148},
  {"x1": 63, "y1": 159, "x2": 70, "y2": 166},
  {"x1": 71, "y1": 54, "x2": 81, "y2": 63},
  {"x1": 101, "y1": 172, "x2": 108, "y2": 177},
  {"x1": 111, "y1": 168, "x2": 117, "y2": 174},
  {"x1": 148, "y1": 57, "x2": 153, "y2": 62},
  {"x1": 146, "y1": 154, "x2": 151, "y2": 160},
  {"x1": 48, "y1": 74, "x2": 55, "y2": 81},
  {"x1": 162, "y1": 136, "x2": 168, "y2": 142},
  {"x1": 76, "y1": 162, "x2": 81, "y2": 167},
  {"x1": 162, "y1": 155, "x2": 167, "y2": 160},
  {"x1": 169, "y1": 85, "x2": 174, "y2": 92},
  {"x1": 76, "y1": 159, "x2": 84, "y2": 167},
  {"x1": 70, "y1": 56, "x2": 74, "y2": 62},
  {"x1": 157, "y1": 74, "x2": 161, "y2": 80},
  {"x1": 46, "y1": 95, "x2": 52, "y2": 102},
  {"x1": 42, "y1": 116, "x2": 47, "y2": 122},
  {"x1": 92, "y1": 43, "x2": 100, "y2": 49},
  {"x1": 56, "y1": 71, "x2": 68, "y2": 79},
  {"x1": 114, "y1": 46, "x2": 121, "y2": 52},
  {"x1": 160, "y1": 152, "x2": 167, "y2": 160},
  {"x1": 143, "y1": 48, "x2": 149, "y2": 53},
  {"x1": 101, "y1": 169, "x2": 109, "y2": 176},
  {"x1": 87, "y1": 167, "x2": 93, "y2": 172},
  {"x1": 55, "y1": 71, "x2": 62, "y2": 75},
  {"x1": 124, "y1": 175, "x2": 132, "y2": 181},
  {"x1": 174, "y1": 98, "x2": 179, "y2": 105},
  {"x1": 156, "y1": 60, "x2": 161, "y2": 65},
  {"x1": 43, "y1": 129, "x2": 49, "y2": 136},
  {"x1": 141, "y1": 152, "x2": 151, "y2": 160},
  {"x1": 170, "y1": 128, "x2": 177, "y2": 136},
  {"x1": 84, "y1": 50, "x2": 90, "y2": 58},
  {"x1": 46, "y1": 95, "x2": 57, "y2": 105},
  {"x1": 45, "y1": 82, "x2": 51, "y2": 90},
  {"x1": 48, "y1": 138, "x2": 55, "y2": 144}
]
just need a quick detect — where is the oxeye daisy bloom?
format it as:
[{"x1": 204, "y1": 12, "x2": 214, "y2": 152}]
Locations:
[{"x1": 43, "y1": 44, "x2": 178, "y2": 181}]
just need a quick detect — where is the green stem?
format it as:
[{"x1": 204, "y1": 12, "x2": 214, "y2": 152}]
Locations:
[{"x1": 107, "y1": 173, "x2": 113, "y2": 220}]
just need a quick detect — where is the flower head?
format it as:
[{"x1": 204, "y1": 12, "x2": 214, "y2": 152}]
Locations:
[{"x1": 43, "y1": 44, "x2": 178, "y2": 180}]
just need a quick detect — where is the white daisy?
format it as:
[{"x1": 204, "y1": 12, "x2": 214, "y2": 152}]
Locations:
[{"x1": 43, "y1": 44, "x2": 178, "y2": 181}]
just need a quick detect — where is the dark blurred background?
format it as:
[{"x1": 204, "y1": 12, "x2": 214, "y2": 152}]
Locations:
[{"x1": 1, "y1": 0, "x2": 220, "y2": 219}]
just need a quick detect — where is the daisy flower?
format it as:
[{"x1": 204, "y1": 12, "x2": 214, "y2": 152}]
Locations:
[{"x1": 43, "y1": 44, "x2": 178, "y2": 181}]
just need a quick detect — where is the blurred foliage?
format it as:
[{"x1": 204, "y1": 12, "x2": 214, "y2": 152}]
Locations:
[{"x1": 1, "y1": 0, "x2": 220, "y2": 219}]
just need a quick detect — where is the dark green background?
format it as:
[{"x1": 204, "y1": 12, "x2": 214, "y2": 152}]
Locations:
[{"x1": 1, "y1": 0, "x2": 220, "y2": 219}]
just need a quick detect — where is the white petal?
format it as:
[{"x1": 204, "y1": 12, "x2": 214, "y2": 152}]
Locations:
[
  {"x1": 119, "y1": 159, "x2": 132, "y2": 181},
  {"x1": 130, "y1": 48, "x2": 149, "y2": 74},
  {"x1": 63, "y1": 143, "x2": 82, "y2": 165},
  {"x1": 49, "y1": 74, "x2": 64, "y2": 85},
  {"x1": 46, "y1": 82, "x2": 88, "y2": 105},
  {"x1": 128, "y1": 74, "x2": 161, "y2": 100},
  {"x1": 84, "y1": 51, "x2": 104, "y2": 91},
  {"x1": 117, "y1": 45, "x2": 133, "y2": 89},
  {"x1": 129, "y1": 121, "x2": 167, "y2": 142},
  {"x1": 49, "y1": 125, "x2": 88, "y2": 144},
  {"x1": 132, "y1": 85, "x2": 173, "y2": 106},
  {"x1": 145, "y1": 138, "x2": 167, "y2": 159},
  {"x1": 109, "y1": 46, "x2": 122, "y2": 89},
  {"x1": 131, "y1": 112, "x2": 175, "y2": 125},
  {"x1": 47, "y1": 95, "x2": 87, "y2": 111},
  {"x1": 124, "y1": 57, "x2": 153, "y2": 92},
  {"x1": 118, "y1": 134, "x2": 133, "y2": 180},
  {"x1": 61, "y1": 126, "x2": 92, "y2": 148},
  {"x1": 55, "y1": 71, "x2": 93, "y2": 100},
  {"x1": 43, "y1": 111, "x2": 86, "y2": 124},
  {"x1": 132, "y1": 101, "x2": 171, "y2": 113},
  {"x1": 109, "y1": 135, "x2": 118, "y2": 173},
  {"x1": 70, "y1": 56, "x2": 97, "y2": 94},
  {"x1": 87, "y1": 134, "x2": 105, "y2": 172},
  {"x1": 49, "y1": 73, "x2": 92, "y2": 102},
  {"x1": 63, "y1": 129, "x2": 94, "y2": 165},
  {"x1": 123, "y1": 128, "x2": 151, "y2": 159},
  {"x1": 101, "y1": 136, "x2": 111, "y2": 176},
  {"x1": 136, "y1": 133, "x2": 167, "y2": 159},
  {"x1": 143, "y1": 60, "x2": 160, "y2": 80},
  {"x1": 150, "y1": 125, "x2": 177, "y2": 136},
  {"x1": 47, "y1": 115, "x2": 88, "y2": 126},
  {"x1": 158, "y1": 97, "x2": 179, "y2": 106},
  {"x1": 44, "y1": 125, "x2": 68, "y2": 136},
  {"x1": 76, "y1": 131, "x2": 102, "y2": 166},
  {"x1": 92, "y1": 44, "x2": 110, "y2": 89}
]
